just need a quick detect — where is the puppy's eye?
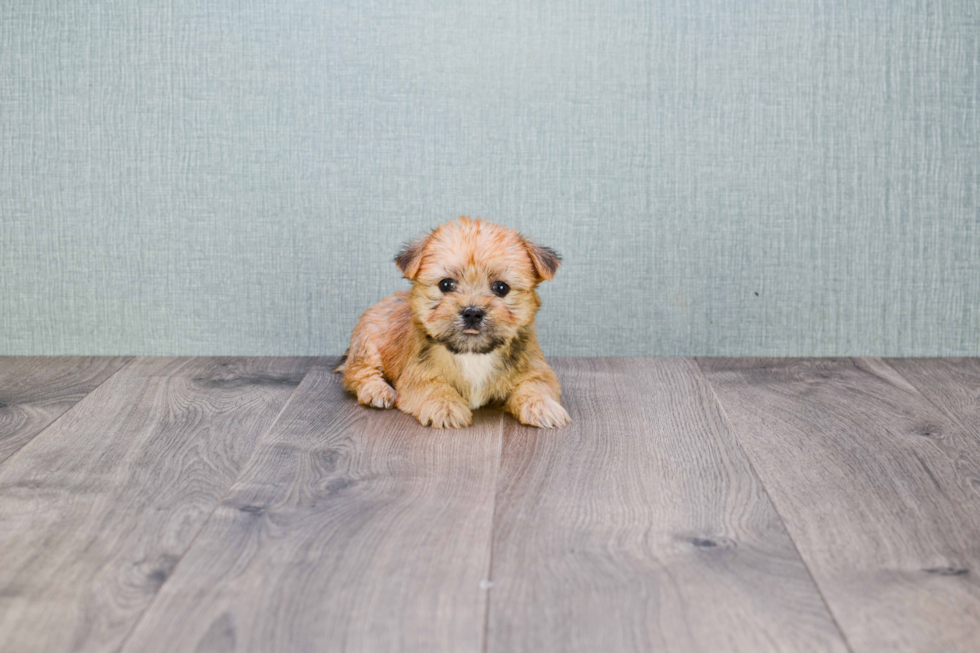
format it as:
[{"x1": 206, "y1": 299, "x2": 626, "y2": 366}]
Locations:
[
  {"x1": 491, "y1": 281, "x2": 510, "y2": 297},
  {"x1": 438, "y1": 278, "x2": 457, "y2": 293}
]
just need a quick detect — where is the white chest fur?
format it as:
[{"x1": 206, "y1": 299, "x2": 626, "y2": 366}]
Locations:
[{"x1": 452, "y1": 352, "x2": 500, "y2": 409}]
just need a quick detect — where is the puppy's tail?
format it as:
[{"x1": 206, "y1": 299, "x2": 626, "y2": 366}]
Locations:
[{"x1": 334, "y1": 351, "x2": 349, "y2": 374}]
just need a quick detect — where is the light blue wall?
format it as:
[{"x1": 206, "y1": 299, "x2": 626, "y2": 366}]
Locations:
[{"x1": 2, "y1": 1, "x2": 978, "y2": 356}]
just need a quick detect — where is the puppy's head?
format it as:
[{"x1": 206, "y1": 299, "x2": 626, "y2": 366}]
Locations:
[{"x1": 395, "y1": 217, "x2": 560, "y2": 354}]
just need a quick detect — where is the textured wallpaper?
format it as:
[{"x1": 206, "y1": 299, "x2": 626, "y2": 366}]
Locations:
[{"x1": 1, "y1": 0, "x2": 978, "y2": 356}]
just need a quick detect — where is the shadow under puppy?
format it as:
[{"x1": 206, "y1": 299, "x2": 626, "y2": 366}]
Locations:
[{"x1": 337, "y1": 217, "x2": 570, "y2": 429}]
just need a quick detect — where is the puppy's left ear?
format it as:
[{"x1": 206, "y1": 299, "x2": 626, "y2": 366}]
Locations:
[
  {"x1": 394, "y1": 233, "x2": 431, "y2": 280},
  {"x1": 523, "y1": 238, "x2": 562, "y2": 282}
]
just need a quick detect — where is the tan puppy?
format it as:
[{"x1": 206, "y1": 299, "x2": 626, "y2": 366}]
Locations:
[{"x1": 337, "y1": 216, "x2": 570, "y2": 429}]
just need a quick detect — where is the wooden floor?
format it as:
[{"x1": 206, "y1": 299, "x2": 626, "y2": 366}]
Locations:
[{"x1": 0, "y1": 357, "x2": 978, "y2": 653}]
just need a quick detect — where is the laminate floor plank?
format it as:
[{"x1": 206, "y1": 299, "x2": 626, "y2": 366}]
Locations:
[
  {"x1": 0, "y1": 356, "x2": 314, "y2": 653},
  {"x1": 698, "y1": 357, "x2": 980, "y2": 653},
  {"x1": 0, "y1": 356, "x2": 131, "y2": 466},
  {"x1": 886, "y1": 358, "x2": 980, "y2": 433},
  {"x1": 485, "y1": 358, "x2": 848, "y2": 653},
  {"x1": 120, "y1": 357, "x2": 504, "y2": 653}
]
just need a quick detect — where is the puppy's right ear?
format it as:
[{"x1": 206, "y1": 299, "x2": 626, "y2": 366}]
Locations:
[{"x1": 394, "y1": 233, "x2": 431, "y2": 280}]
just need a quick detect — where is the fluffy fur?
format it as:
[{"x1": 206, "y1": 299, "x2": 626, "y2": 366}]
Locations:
[{"x1": 337, "y1": 216, "x2": 570, "y2": 429}]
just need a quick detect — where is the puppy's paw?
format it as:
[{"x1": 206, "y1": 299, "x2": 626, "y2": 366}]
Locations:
[
  {"x1": 418, "y1": 400, "x2": 473, "y2": 429},
  {"x1": 516, "y1": 396, "x2": 571, "y2": 429},
  {"x1": 356, "y1": 378, "x2": 396, "y2": 409}
]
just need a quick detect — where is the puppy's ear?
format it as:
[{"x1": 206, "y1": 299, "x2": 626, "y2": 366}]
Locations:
[
  {"x1": 523, "y1": 238, "x2": 562, "y2": 282},
  {"x1": 394, "y1": 233, "x2": 431, "y2": 280}
]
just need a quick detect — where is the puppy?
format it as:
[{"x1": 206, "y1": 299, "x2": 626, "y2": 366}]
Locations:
[{"x1": 337, "y1": 216, "x2": 570, "y2": 429}]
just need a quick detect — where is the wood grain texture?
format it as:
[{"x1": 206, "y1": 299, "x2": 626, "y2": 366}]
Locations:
[
  {"x1": 0, "y1": 356, "x2": 313, "y2": 653},
  {"x1": 486, "y1": 358, "x2": 848, "y2": 653},
  {"x1": 0, "y1": 356, "x2": 131, "y2": 465},
  {"x1": 886, "y1": 358, "x2": 980, "y2": 432},
  {"x1": 120, "y1": 357, "x2": 503, "y2": 653},
  {"x1": 698, "y1": 358, "x2": 980, "y2": 653}
]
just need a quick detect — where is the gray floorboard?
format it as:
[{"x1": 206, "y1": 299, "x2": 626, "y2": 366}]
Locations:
[
  {"x1": 486, "y1": 358, "x2": 848, "y2": 653},
  {"x1": 0, "y1": 357, "x2": 313, "y2": 653},
  {"x1": 120, "y1": 357, "x2": 504, "y2": 653},
  {"x1": 0, "y1": 356, "x2": 131, "y2": 466},
  {"x1": 3, "y1": 357, "x2": 978, "y2": 652},
  {"x1": 886, "y1": 358, "x2": 980, "y2": 434},
  {"x1": 698, "y1": 357, "x2": 980, "y2": 653}
]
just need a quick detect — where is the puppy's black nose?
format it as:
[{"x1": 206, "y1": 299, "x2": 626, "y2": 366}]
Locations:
[{"x1": 461, "y1": 306, "x2": 485, "y2": 328}]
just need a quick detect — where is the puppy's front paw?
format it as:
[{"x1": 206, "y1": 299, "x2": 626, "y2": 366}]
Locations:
[
  {"x1": 356, "y1": 378, "x2": 396, "y2": 409},
  {"x1": 418, "y1": 400, "x2": 473, "y2": 429},
  {"x1": 516, "y1": 396, "x2": 571, "y2": 429}
]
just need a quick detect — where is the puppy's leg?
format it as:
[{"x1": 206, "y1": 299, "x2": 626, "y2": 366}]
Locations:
[
  {"x1": 505, "y1": 380, "x2": 570, "y2": 429},
  {"x1": 342, "y1": 341, "x2": 397, "y2": 410},
  {"x1": 504, "y1": 353, "x2": 571, "y2": 430},
  {"x1": 396, "y1": 374, "x2": 472, "y2": 429},
  {"x1": 501, "y1": 335, "x2": 570, "y2": 429}
]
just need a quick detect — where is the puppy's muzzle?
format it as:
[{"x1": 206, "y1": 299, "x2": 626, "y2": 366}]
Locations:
[{"x1": 461, "y1": 306, "x2": 485, "y2": 334}]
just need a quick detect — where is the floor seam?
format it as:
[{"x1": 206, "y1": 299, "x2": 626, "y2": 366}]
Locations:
[
  {"x1": 480, "y1": 413, "x2": 506, "y2": 653},
  {"x1": 876, "y1": 357, "x2": 980, "y2": 446},
  {"x1": 693, "y1": 357, "x2": 858, "y2": 653},
  {"x1": 110, "y1": 355, "x2": 320, "y2": 653},
  {"x1": 0, "y1": 356, "x2": 136, "y2": 472}
]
